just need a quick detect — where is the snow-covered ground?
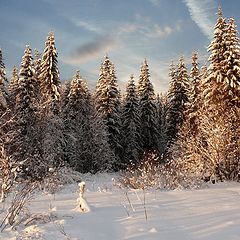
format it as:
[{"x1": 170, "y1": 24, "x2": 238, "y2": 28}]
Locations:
[{"x1": 1, "y1": 174, "x2": 240, "y2": 240}]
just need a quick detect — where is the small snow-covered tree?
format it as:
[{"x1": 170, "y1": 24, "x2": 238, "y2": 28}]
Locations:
[
  {"x1": 121, "y1": 75, "x2": 141, "y2": 167},
  {"x1": 138, "y1": 59, "x2": 158, "y2": 153}
]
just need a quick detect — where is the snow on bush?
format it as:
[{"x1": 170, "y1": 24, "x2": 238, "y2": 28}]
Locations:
[{"x1": 117, "y1": 150, "x2": 204, "y2": 190}]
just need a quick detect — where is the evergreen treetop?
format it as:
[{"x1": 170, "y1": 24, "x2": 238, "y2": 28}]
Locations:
[{"x1": 40, "y1": 32, "x2": 61, "y2": 102}]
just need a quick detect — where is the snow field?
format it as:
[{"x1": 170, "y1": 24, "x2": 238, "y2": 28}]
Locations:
[{"x1": 1, "y1": 174, "x2": 240, "y2": 240}]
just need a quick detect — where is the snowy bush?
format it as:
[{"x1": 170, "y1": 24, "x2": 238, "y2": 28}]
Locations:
[
  {"x1": 117, "y1": 150, "x2": 204, "y2": 190},
  {"x1": 117, "y1": 150, "x2": 160, "y2": 190}
]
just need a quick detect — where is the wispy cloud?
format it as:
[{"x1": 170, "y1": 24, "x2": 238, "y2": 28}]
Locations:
[
  {"x1": 183, "y1": 0, "x2": 217, "y2": 39},
  {"x1": 148, "y1": 0, "x2": 161, "y2": 6},
  {"x1": 119, "y1": 23, "x2": 174, "y2": 39},
  {"x1": 67, "y1": 17, "x2": 102, "y2": 34},
  {"x1": 63, "y1": 36, "x2": 118, "y2": 65},
  {"x1": 151, "y1": 24, "x2": 173, "y2": 38}
]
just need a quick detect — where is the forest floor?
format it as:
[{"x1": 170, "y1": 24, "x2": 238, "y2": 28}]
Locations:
[{"x1": 1, "y1": 173, "x2": 240, "y2": 240}]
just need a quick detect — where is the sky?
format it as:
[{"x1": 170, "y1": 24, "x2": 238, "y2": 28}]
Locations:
[{"x1": 0, "y1": 0, "x2": 240, "y2": 93}]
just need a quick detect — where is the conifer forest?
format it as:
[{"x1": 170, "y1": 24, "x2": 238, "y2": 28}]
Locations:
[{"x1": 0, "y1": 7, "x2": 239, "y2": 192}]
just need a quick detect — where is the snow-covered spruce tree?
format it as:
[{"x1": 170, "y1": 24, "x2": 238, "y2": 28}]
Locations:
[
  {"x1": 199, "y1": 10, "x2": 240, "y2": 181},
  {"x1": 138, "y1": 59, "x2": 158, "y2": 153},
  {"x1": 156, "y1": 93, "x2": 169, "y2": 158},
  {"x1": 8, "y1": 66, "x2": 19, "y2": 109},
  {"x1": 0, "y1": 49, "x2": 8, "y2": 112},
  {"x1": 33, "y1": 49, "x2": 41, "y2": 77},
  {"x1": 32, "y1": 49, "x2": 41, "y2": 99},
  {"x1": 95, "y1": 56, "x2": 122, "y2": 170},
  {"x1": 121, "y1": 75, "x2": 141, "y2": 167},
  {"x1": 88, "y1": 112, "x2": 115, "y2": 173},
  {"x1": 38, "y1": 32, "x2": 64, "y2": 169},
  {"x1": 4, "y1": 46, "x2": 44, "y2": 180},
  {"x1": 39, "y1": 32, "x2": 61, "y2": 111},
  {"x1": 95, "y1": 56, "x2": 111, "y2": 107},
  {"x1": 166, "y1": 58, "x2": 190, "y2": 148},
  {"x1": 169, "y1": 64, "x2": 209, "y2": 184},
  {"x1": 188, "y1": 52, "x2": 201, "y2": 135},
  {"x1": 222, "y1": 17, "x2": 240, "y2": 107},
  {"x1": 61, "y1": 80, "x2": 71, "y2": 113},
  {"x1": 170, "y1": 55, "x2": 202, "y2": 177},
  {"x1": 15, "y1": 46, "x2": 39, "y2": 111},
  {"x1": 203, "y1": 7, "x2": 228, "y2": 110},
  {"x1": 160, "y1": 75, "x2": 207, "y2": 188},
  {"x1": 62, "y1": 71, "x2": 114, "y2": 173},
  {"x1": 62, "y1": 71, "x2": 89, "y2": 171}
]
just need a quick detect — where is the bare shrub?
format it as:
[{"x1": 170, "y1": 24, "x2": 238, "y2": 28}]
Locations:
[
  {"x1": 117, "y1": 150, "x2": 204, "y2": 191},
  {"x1": 0, "y1": 182, "x2": 38, "y2": 231},
  {"x1": 118, "y1": 150, "x2": 160, "y2": 190},
  {"x1": 0, "y1": 146, "x2": 20, "y2": 203}
]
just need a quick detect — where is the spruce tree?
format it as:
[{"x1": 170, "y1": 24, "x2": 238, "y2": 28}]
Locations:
[
  {"x1": 63, "y1": 71, "x2": 113, "y2": 173},
  {"x1": 5, "y1": 46, "x2": 43, "y2": 180},
  {"x1": 33, "y1": 49, "x2": 41, "y2": 100},
  {"x1": 15, "y1": 46, "x2": 38, "y2": 113},
  {"x1": 33, "y1": 49, "x2": 41, "y2": 77},
  {"x1": 222, "y1": 17, "x2": 240, "y2": 107},
  {"x1": 156, "y1": 93, "x2": 168, "y2": 157},
  {"x1": 138, "y1": 59, "x2": 158, "y2": 152},
  {"x1": 204, "y1": 9, "x2": 240, "y2": 111},
  {"x1": 39, "y1": 32, "x2": 64, "y2": 169},
  {"x1": 8, "y1": 66, "x2": 19, "y2": 109},
  {"x1": 95, "y1": 56, "x2": 112, "y2": 110},
  {"x1": 166, "y1": 57, "x2": 190, "y2": 147},
  {"x1": 95, "y1": 56, "x2": 122, "y2": 170},
  {"x1": 121, "y1": 75, "x2": 141, "y2": 166},
  {"x1": 61, "y1": 80, "x2": 71, "y2": 112},
  {"x1": 200, "y1": 9, "x2": 240, "y2": 181},
  {"x1": 188, "y1": 52, "x2": 201, "y2": 135},
  {"x1": 39, "y1": 32, "x2": 61, "y2": 108},
  {"x1": 204, "y1": 7, "x2": 228, "y2": 109}
]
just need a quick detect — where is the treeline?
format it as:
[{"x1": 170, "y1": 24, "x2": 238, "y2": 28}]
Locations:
[{"x1": 0, "y1": 8, "x2": 239, "y2": 182}]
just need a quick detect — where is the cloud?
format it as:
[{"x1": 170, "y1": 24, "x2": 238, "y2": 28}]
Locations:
[
  {"x1": 68, "y1": 18, "x2": 102, "y2": 34},
  {"x1": 151, "y1": 24, "x2": 173, "y2": 38},
  {"x1": 119, "y1": 24, "x2": 138, "y2": 34},
  {"x1": 148, "y1": 0, "x2": 161, "y2": 6},
  {"x1": 183, "y1": 0, "x2": 217, "y2": 39},
  {"x1": 119, "y1": 23, "x2": 174, "y2": 39},
  {"x1": 63, "y1": 36, "x2": 118, "y2": 65}
]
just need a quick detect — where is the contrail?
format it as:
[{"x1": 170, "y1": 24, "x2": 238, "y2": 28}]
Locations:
[{"x1": 184, "y1": 0, "x2": 217, "y2": 39}]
